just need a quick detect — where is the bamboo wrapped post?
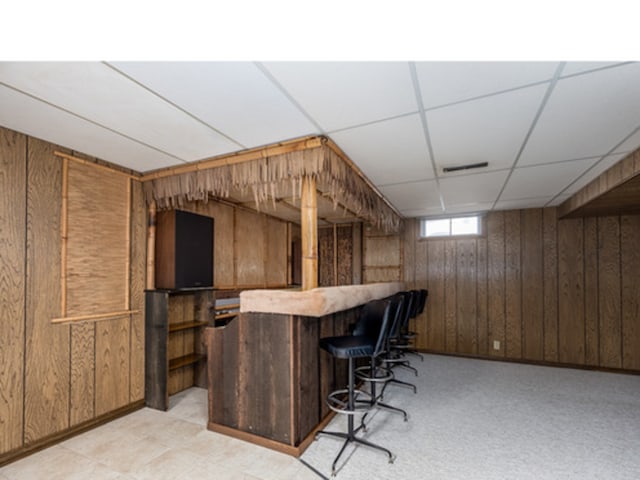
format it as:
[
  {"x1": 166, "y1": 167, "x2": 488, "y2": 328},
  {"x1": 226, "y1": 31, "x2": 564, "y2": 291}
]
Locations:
[
  {"x1": 146, "y1": 200, "x2": 157, "y2": 290},
  {"x1": 301, "y1": 176, "x2": 318, "y2": 290}
]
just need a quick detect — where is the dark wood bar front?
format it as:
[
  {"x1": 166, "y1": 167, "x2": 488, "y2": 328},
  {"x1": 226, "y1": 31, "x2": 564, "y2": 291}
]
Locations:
[{"x1": 205, "y1": 282, "x2": 403, "y2": 456}]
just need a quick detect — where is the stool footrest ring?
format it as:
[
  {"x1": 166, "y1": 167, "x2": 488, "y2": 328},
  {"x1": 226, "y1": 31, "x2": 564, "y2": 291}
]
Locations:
[{"x1": 326, "y1": 389, "x2": 374, "y2": 415}]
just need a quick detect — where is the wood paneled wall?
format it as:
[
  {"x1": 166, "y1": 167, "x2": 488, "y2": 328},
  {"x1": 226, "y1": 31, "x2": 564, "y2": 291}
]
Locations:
[
  {"x1": 403, "y1": 208, "x2": 640, "y2": 372},
  {"x1": 186, "y1": 201, "x2": 290, "y2": 289},
  {"x1": 318, "y1": 224, "x2": 359, "y2": 286},
  {"x1": 363, "y1": 225, "x2": 402, "y2": 284},
  {"x1": 0, "y1": 126, "x2": 146, "y2": 463}
]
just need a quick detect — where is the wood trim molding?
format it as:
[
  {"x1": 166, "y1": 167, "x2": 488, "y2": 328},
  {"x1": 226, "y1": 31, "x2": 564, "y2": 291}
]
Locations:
[
  {"x1": 0, "y1": 401, "x2": 144, "y2": 468},
  {"x1": 141, "y1": 136, "x2": 323, "y2": 182},
  {"x1": 558, "y1": 148, "x2": 640, "y2": 218}
]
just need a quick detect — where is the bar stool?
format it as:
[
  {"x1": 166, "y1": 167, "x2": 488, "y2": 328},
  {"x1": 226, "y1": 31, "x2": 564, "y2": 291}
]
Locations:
[
  {"x1": 316, "y1": 299, "x2": 395, "y2": 476},
  {"x1": 380, "y1": 291, "x2": 418, "y2": 397},
  {"x1": 354, "y1": 293, "x2": 408, "y2": 422},
  {"x1": 394, "y1": 289, "x2": 428, "y2": 362}
]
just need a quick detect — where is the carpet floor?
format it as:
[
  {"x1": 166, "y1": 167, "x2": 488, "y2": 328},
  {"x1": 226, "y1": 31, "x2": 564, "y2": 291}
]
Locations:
[{"x1": 300, "y1": 354, "x2": 640, "y2": 479}]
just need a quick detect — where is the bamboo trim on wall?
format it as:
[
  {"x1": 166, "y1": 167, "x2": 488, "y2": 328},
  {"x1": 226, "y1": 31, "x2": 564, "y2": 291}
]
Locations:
[
  {"x1": 54, "y1": 151, "x2": 141, "y2": 181},
  {"x1": 56, "y1": 154, "x2": 133, "y2": 324},
  {"x1": 60, "y1": 157, "x2": 69, "y2": 317},
  {"x1": 51, "y1": 310, "x2": 140, "y2": 324}
]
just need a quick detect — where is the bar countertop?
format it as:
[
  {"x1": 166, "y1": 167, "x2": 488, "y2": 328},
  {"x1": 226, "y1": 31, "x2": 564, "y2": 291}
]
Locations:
[{"x1": 239, "y1": 282, "x2": 404, "y2": 317}]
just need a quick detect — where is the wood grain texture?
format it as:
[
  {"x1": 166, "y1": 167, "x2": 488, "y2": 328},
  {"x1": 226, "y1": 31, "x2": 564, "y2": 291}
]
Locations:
[
  {"x1": 558, "y1": 218, "x2": 585, "y2": 364},
  {"x1": 487, "y1": 212, "x2": 505, "y2": 357},
  {"x1": 444, "y1": 240, "x2": 457, "y2": 352},
  {"x1": 194, "y1": 201, "x2": 234, "y2": 287},
  {"x1": 543, "y1": 208, "x2": 559, "y2": 362},
  {"x1": 69, "y1": 323, "x2": 95, "y2": 426},
  {"x1": 129, "y1": 181, "x2": 146, "y2": 402},
  {"x1": 504, "y1": 211, "x2": 522, "y2": 359},
  {"x1": 364, "y1": 235, "x2": 401, "y2": 267},
  {"x1": 95, "y1": 315, "x2": 130, "y2": 416},
  {"x1": 456, "y1": 240, "x2": 476, "y2": 354},
  {"x1": 235, "y1": 209, "x2": 266, "y2": 286},
  {"x1": 402, "y1": 219, "x2": 416, "y2": 286},
  {"x1": 597, "y1": 216, "x2": 622, "y2": 368},
  {"x1": 414, "y1": 239, "x2": 428, "y2": 350},
  {"x1": 521, "y1": 209, "x2": 543, "y2": 361},
  {"x1": 476, "y1": 238, "x2": 488, "y2": 356},
  {"x1": 426, "y1": 240, "x2": 445, "y2": 350},
  {"x1": 621, "y1": 215, "x2": 640, "y2": 369},
  {"x1": 266, "y1": 218, "x2": 288, "y2": 287},
  {"x1": 0, "y1": 128, "x2": 26, "y2": 454},
  {"x1": 406, "y1": 206, "x2": 637, "y2": 373},
  {"x1": 583, "y1": 217, "x2": 599, "y2": 366},
  {"x1": 25, "y1": 138, "x2": 70, "y2": 443}
]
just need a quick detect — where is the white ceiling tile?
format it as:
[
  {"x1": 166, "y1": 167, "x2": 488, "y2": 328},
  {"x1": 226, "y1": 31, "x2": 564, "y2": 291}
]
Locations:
[
  {"x1": 330, "y1": 114, "x2": 433, "y2": 186},
  {"x1": 443, "y1": 202, "x2": 495, "y2": 215},
  {"x1": 494, "y1": 197, "x2": 552, "y2": 211},
  {"x1": 561, "y1": 62, "x2": 628, "y2": 77},
  {"x1": 518, "y1": 62, "x2": 640, "y2": 166},
  {"x1": 400, "y1": 207, "x2": 446, "y2": 218},
  {"x1": 110, "y1": 62, "x2": 319, "y2": 148},
  {"x1": 440, "y1": 170, "x2": 509, "y2": 207},
  {"x1": 262, "y1": 62, "x2": 417, "y2": 131},
  {"x1": 428, "y1": 84, "x2": 547, "y2": 173},
  {"x1": 378, "y1": 180, "x2": 441, "y2": 212},
  {"x1": 0, "y1": 84, "x2": 179, "y2": 172},
  {"x1": 415, "y1": 61, "x2": 558, "y2": 108},
  {"x1": 0, "y1": 62, "x2": 240, "y2": 161},
  {"x1": 501, "y1": 158, "x2": 597, "y2": 201},
  {"x1": 560, "y1": 153, "x2": 628, "y2": 196}
]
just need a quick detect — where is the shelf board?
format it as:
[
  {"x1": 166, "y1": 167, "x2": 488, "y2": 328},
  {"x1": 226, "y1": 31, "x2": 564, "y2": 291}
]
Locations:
[
  {"x1": 215, "y1": 303, "x2": 240, "y2": 311},
  {"x1": 169, "y1": 320, "x2": 209, "y2": 332},
  {"x1": 169, "y1": 353, "x2": 206, "y2": 371},
  {"x1": 215, "y1": 312, "x2": 239, "y2": 320}
]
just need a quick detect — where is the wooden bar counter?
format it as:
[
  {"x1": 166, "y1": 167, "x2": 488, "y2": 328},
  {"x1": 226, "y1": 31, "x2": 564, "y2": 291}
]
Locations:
[{"x1": 205, "y1": 282, "x2": 403, "y2": 456}]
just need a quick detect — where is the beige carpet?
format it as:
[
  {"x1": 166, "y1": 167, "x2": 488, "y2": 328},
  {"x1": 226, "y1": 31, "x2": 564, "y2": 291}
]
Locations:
[{"x1": 300, "y1": 354, "x2": 640, "y2": 479}]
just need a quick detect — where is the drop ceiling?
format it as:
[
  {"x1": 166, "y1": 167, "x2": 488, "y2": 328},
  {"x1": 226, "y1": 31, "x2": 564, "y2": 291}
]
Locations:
[{"x1": 1, "y1": 61, "x2": 639, "y2": 220}]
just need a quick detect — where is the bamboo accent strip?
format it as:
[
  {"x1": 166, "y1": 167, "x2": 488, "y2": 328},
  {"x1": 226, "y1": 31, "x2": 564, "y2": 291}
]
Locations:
[
  {"x1": 53, "y1": 151, "x2": 141, "y2": 180},
  {"x1": 140, "y1": 136, "x2": 323, "y2": 181},
  {"x1": 125, "y1": 178, "x2": 131, "y2": 310},
  {"x1": 146, "y1": 201, "x2": 156, "y2": 290},
  {"x1": 61, "y1": 157, "x2": 69, "y2": 317},
  {"x1": 301, "y1": 176, "x2": 318, "y2": 291},
  {"x1": 51, "y1": 309, "x2": 140, "y2": 324}
]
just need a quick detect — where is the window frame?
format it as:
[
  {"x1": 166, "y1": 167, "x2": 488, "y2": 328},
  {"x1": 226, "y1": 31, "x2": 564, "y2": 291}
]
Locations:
[{"x1": 418, "y1": 214, "x2": 485, "y2": 240}]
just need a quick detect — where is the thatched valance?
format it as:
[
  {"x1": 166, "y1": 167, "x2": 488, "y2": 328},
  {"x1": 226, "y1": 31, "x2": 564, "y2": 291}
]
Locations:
[{"x1": 142, "y1": 137, "x2": 403, "y2": 233}]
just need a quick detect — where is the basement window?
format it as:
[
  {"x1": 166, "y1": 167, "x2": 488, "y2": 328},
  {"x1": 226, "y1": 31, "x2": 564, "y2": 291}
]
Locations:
[{"x1": 420, "y1": 215, "x2": 481, "y2": 238}]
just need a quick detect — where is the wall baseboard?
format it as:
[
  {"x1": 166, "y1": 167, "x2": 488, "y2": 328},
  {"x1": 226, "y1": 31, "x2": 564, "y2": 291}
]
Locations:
[
  {"x1": 0, "y1": 400, "x2": 145, "y2": 468},
  {"x1": 418, "y1": 349, "x2": 640, "y2": 376}
]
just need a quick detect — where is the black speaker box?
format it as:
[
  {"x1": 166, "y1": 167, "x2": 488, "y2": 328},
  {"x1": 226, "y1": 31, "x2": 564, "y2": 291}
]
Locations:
[{"x1": 155, "y1": 209, "x2": 214, "y2": 289}]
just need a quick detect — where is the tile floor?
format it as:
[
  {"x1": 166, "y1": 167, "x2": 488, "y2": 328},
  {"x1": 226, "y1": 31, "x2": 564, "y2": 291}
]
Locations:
[{"x1": 0, "y1": 388, "x2": 319, "y2": 480}]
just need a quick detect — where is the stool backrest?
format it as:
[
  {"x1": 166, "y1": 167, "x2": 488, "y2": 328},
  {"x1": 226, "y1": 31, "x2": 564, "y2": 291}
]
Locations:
[
  {"x1": 352, "y1": 299, "x2": 393, "y2": 357},
  {"x1": 391, "y1": 291, "x2": 414, "y2": 339},
  {"x1": 411, "y1": 289, "x2": 428, "y2": 318}
]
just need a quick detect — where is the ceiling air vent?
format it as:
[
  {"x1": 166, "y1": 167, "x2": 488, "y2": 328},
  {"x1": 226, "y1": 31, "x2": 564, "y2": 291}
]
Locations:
[{"x1": 442, "y1": 162, "x2": 488, "y2": 173}]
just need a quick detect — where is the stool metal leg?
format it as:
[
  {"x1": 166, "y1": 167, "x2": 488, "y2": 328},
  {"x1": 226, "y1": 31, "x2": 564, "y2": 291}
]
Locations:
[{"x1": 316, "y1": 357, "x2": 395, "y2": 476}]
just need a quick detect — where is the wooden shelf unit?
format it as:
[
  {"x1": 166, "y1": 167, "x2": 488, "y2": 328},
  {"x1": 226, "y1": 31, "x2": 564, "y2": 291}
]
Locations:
[{"x1": 145, "y1": 288, "x2": 214, "y2": 411}]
